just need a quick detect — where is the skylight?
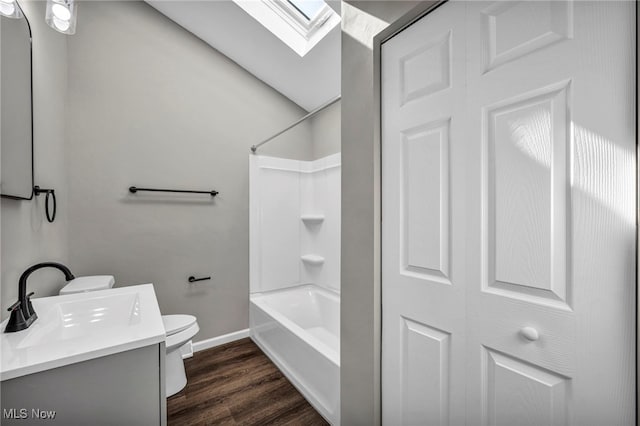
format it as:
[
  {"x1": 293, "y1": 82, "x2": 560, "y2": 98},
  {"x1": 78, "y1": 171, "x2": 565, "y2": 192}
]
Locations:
[
  {"x1": 287, "y1": 0, "x2": 325, "y2": 21},
  {"x1": 233, "y1": 0, "x2": 340, "y2": 57}
]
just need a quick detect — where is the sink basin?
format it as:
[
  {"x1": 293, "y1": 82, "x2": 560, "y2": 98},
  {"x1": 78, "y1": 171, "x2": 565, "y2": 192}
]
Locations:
[
  {"x1": 1, "y1": 284, "x2": 165, "y2": 381},
  {"x1": 17, "y1": 293, "x2": 141, "y2": 349}
]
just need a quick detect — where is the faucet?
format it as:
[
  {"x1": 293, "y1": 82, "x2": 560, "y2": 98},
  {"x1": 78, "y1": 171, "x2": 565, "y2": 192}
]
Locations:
[{"x1": 5, "y1": 262, "x2": 75, "y2": 333}]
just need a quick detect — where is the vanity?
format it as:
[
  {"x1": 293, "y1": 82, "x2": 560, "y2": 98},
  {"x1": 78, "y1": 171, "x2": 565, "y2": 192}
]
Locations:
[{"x1": 0, "y1": 284, "x2": 167, "y2": 425}]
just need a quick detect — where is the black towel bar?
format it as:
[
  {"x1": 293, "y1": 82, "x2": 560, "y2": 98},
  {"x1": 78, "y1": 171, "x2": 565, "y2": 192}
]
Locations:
[{"x1": 129, "y1": 186, "x2": 218, "y2": 197}]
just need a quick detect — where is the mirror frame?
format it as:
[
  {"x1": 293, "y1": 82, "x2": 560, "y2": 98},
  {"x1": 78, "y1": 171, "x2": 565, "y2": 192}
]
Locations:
[{"x1": 1, "y1": 0, "x2": 34, "y2": 201}]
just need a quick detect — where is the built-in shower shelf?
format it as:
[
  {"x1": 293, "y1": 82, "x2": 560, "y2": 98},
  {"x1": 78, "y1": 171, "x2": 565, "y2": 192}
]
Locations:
[
  {"x1": 301, "y1": 255, "x2": 325, "y2": 266},
  {"x1": 301, "y1": 215, "x2": 325, "y2": 224}
]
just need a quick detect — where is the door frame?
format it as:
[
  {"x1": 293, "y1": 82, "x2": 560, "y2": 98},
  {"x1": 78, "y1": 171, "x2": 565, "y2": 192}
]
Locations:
[{"x1": 372, "y1": 0, "x2": 639, "y2": 422}]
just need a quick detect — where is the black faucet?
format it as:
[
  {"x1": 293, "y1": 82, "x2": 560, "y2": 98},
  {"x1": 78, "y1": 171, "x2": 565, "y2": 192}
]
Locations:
[{"x1": 5, "y1": 262, "x2": 75, "y2": 333}]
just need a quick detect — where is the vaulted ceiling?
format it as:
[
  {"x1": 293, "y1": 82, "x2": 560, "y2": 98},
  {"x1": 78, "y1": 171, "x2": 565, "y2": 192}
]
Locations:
[{"x1": 145, "y1": 1, "x2": 341, "y2": 111}]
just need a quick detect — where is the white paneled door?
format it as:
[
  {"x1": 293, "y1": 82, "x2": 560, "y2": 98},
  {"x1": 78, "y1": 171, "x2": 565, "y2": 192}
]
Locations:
[{"x1": 381, "y1": 2, "x2": 636, "y2": 425}]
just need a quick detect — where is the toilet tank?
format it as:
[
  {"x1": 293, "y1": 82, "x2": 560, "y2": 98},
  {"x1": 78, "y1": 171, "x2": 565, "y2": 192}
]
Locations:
[{"x1": 59, "y1": 275, "x2": 115, "y2": 295}]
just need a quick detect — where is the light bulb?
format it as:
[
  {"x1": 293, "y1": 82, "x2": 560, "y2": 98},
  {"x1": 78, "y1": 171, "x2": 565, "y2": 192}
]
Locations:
[
  {"x1": 46, "y1": 0, "x2": 76, "y2": 34},
  {"x1": 53, "y1": 16, "x2": 70, "y2": 31},
  {"x1": 52, "y1": 3, "x2": 71, "y2": 21},
  {"x1": 0, "y1": 1, "x2": 15, "y2": 16}
]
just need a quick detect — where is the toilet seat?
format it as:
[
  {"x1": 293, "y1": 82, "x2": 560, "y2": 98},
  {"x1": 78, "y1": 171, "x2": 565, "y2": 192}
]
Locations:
[
  {"x1": 164, "y1": 315, "x2": 199, "y2": 354},
  {"x1": 163, "y1": 314, "x2": 197, "y2": 336}
]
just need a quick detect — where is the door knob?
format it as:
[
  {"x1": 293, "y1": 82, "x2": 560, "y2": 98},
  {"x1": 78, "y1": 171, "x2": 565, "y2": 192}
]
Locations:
[{"x1": 520, "y1": 326, "x2": 539, "y2": 341}]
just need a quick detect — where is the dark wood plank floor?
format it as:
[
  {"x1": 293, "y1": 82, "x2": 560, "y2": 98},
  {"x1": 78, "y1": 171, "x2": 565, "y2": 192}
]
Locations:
[{"x1": 167, "y1": 338, "x2": 329, "y2": 426}]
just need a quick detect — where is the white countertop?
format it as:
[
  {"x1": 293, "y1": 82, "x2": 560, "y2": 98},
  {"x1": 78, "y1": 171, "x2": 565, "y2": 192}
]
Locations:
[{"x1": 1, "y1": 284, "x2": 166, "y2": 381}]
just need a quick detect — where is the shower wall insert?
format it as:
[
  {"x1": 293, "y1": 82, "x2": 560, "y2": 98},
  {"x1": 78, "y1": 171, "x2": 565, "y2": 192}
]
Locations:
[{"x1": 249, "y1": 153, "x2": 341, "y2": 425}]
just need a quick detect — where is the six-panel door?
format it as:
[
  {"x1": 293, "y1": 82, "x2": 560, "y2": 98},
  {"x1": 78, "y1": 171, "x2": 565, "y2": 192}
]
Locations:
[{"x1": 382, "y1": 2, "x2": 636, "y2": 425}]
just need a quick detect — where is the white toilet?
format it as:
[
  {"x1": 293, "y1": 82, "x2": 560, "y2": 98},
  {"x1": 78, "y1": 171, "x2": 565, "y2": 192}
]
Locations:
[{"x1": 59, "y1": 276, "x2": 199, "y2": 397}]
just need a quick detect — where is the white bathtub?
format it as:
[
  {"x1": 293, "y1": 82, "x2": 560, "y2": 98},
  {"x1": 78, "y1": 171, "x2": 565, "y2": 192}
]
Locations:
[{"x1": 250, "y1": 284, "x2": 340, "y2": 425}]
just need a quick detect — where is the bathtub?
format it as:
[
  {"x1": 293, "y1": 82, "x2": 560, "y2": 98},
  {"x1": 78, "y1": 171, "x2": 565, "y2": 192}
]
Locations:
[{"x1": 250, "y1": 284, "x2": 340, "y2": 425}]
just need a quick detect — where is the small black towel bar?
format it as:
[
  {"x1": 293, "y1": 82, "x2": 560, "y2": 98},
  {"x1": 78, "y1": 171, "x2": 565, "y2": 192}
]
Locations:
[{"x1": 129, "y1": 186, "x2": 218, "y2": 197}]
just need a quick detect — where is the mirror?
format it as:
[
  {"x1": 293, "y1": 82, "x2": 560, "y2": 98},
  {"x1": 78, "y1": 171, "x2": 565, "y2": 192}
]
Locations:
[{"x1": 1, "y1": 2, "x2": 33, "y2": 200}]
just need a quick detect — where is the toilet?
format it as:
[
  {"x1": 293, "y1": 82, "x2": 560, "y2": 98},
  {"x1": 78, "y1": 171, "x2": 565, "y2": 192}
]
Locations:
[
  {"x1": 162, "y1": 314, "x2": 199, "y2": 396},
  {"x1": 59, "y1": 276, "x2": 199, "y2": 397}
]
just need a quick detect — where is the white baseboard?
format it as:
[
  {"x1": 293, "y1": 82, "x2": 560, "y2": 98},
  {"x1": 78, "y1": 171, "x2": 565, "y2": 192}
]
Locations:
[{"x1": 191, "y1": 328, "x2": 250, "y2": 353}]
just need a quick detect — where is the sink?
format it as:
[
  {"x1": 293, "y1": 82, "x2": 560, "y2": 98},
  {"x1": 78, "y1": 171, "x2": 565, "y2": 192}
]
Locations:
[
  {"x1": 17, "y1": 293, "x2": 142, "y2": 349},
  {"x1": 1, "y1": 284, "x2": 165, "y2": 381}
]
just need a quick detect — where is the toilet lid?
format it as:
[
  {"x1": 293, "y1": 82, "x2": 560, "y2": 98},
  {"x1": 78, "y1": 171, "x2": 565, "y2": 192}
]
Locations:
[{"x1": 162, "y1": 314, "x2": 197, "y2": 336}]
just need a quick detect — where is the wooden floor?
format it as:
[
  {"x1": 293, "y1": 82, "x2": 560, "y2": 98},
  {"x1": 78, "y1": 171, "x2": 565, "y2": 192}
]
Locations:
[{"x1": 167, "y1": 338, "x2": 329, "y2": 426}]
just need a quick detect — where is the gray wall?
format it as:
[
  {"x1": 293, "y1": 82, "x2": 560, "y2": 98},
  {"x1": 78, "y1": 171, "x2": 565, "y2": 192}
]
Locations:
[
  {"x1": 1, "y1": 0, "x2": 69, "y2": 316},
  {"x1": 252, "y1": 100, "x2": 340, "y2": 161},
  {"x1": 340, "y1": 2, "x2": 420, "y2": 424},
  {"x1": 65, "y1": 1, "x2": 313, "y2": 341},
  {"x1": 311, "y1": 100, "x2": 341, "y2": 160}
]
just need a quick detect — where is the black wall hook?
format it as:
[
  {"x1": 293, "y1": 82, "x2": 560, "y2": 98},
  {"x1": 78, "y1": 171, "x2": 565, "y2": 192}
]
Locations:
[{"x1": 33, "y1": 186, "x2": 56, "y2": 223}]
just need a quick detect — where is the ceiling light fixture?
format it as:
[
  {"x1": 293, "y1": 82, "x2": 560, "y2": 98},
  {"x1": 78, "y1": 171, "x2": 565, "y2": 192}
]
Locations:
[
  {"x1": 45, "y1": 0, "x2": 76, "y2": 35},
  {"x1": 0, "y1": 0, "x2": 23, "y2": 19}
]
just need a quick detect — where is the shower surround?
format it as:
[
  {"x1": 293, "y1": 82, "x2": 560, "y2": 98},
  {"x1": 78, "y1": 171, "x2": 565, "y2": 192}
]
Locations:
[{"x1": 249, "y1": 153, "x2": 340, "y2": 424}]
